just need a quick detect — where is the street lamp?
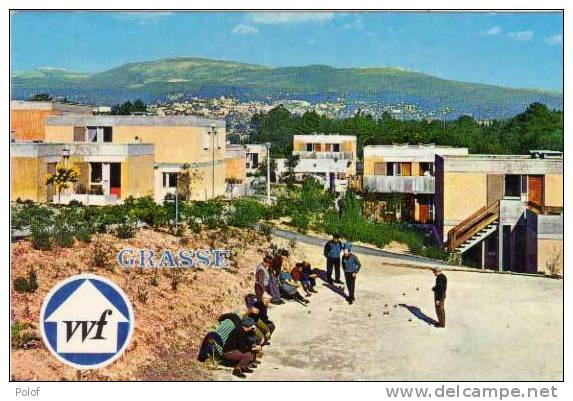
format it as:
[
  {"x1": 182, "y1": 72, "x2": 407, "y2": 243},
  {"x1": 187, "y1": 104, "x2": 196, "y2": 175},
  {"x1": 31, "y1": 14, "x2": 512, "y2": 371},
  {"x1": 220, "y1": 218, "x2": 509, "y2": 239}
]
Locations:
[{"x1": 266, "y1": 142, "x2": 271, "y2": 205}]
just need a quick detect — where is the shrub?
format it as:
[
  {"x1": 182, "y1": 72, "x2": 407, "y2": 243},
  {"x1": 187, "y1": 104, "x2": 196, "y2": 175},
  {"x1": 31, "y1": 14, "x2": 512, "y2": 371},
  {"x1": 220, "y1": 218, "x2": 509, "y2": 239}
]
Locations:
[
  {"x1": 91, "y1": 240, "x2": 115, "y2": 270},
  {"x1": 14, "y1": 269, "x2": 38, "y2": 293},
  {"x1": 258, "y1": 222, "x2": 274, "y2": 241},
  {"x1": 291, "y1": 212, "x2": 310, "y2": 233},
  {"x1": 30, "y1": 223, "x2": 52, "y2": 251},
  {"x1": 11, "y1": 321, "x2": 39, "y2": 348},
  {"x1": 229, "y1": 198, "x2": 264, "y2": 228},
  {"x1": 52, "y1": 219, "x2": 75, "y2": 248},
  {"x1": 115, "y1": 220, "x2": 135, "y2": 239}
]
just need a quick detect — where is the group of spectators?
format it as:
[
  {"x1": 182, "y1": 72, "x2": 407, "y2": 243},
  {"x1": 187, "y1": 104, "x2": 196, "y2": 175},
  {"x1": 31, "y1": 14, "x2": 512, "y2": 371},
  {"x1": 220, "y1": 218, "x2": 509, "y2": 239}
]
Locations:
[
  {"x1": 223, "y1": 235, "x2": 364, "y2": 378},
  {"x1": 220, "y1": 233, "x2": 447, "y2": 378}
]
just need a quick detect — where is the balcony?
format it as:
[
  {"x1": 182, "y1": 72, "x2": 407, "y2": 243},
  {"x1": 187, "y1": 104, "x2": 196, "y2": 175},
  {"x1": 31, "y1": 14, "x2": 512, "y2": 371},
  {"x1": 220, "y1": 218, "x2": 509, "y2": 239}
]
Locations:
[
  {"x1": 363, "y1": 175, "x2": 435, "y2": 194},
  {"x1": 293, "y1": 150, "x2": 353, "y2": 161}
]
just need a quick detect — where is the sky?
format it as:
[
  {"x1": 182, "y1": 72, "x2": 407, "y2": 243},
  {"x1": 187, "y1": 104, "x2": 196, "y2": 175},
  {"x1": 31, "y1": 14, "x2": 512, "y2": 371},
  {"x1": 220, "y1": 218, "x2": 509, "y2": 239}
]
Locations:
[{"x1": 10, "y1": 11, "x2": 564, "y2": 90}]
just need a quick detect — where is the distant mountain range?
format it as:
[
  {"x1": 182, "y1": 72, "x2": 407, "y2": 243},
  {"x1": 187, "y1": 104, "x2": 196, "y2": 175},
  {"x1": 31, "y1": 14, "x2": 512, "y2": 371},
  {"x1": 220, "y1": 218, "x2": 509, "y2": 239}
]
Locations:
[{"x1": 11, "y1": 57, "x2": 563, "y2": 119}]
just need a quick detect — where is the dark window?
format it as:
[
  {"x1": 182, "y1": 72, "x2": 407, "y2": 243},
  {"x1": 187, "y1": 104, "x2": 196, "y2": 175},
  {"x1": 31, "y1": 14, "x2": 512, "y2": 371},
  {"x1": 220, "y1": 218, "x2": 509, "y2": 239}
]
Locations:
[
  {"x1": 333, "y1": 144, "x2": 340, "y2": 152},
  {"x1": 504, "y1": 175, "x2": 521, "y2": 197},
  {"x1": 306, "y1": 143, "x2": 313, "y2": 151},
  {"x1": 162, "y1": 172, "x2": 178, "y2": 188},
  {"x1": 251, "y1": 153, "x2": 259, "y2": 168},
  {"x1": 90, "y1": 163, "x2": 102, "y2": 183},
  {"x1": 103, "y1": 127, "x2": 113, "y2": 142}
]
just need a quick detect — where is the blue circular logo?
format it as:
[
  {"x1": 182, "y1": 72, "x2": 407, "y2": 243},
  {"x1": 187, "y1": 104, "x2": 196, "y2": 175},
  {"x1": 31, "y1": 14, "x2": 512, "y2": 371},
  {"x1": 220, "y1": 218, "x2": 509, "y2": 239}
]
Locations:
[{"x1": 39, "y1": 274, "x2": 135, "y2": 370}]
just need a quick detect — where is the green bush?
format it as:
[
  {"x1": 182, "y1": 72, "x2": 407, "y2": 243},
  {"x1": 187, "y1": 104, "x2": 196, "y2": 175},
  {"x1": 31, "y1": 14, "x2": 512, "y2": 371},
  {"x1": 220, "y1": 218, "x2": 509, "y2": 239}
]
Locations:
[
  {"x1": 229, "y1": 198, "x2": 264, "y2": 228},
  {"x1": 116, "y1": 220, "x2": 136, "y2": 239},
  {"x1": 30, "y1": 223, "x2": 52, "y2": 251},
  {"x1": 291, "y1": 212, "x2": 310, "y2": 233},
  {"x1": 11, "y1": 321, "x2": 38, "y2": 348},
  {"x1": 14, "y1": 269, "x2": 38, "y2": 293}
]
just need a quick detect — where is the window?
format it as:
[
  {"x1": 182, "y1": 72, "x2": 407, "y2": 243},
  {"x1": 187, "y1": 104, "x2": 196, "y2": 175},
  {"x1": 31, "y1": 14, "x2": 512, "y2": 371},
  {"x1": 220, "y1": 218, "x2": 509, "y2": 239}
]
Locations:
[
  {"x1": 103, "y1": 127, "x2": 113, "y2": 142},
  {"x1": 306, "y1": 143, "x2": 313, "y2": 151},
  {"x1": 333, "y1": 144, "x2": 340, "y2": 152},
  {"x1": 420, "y1": 162, "x2": 434, "y2": 176},
  {"x1": 90, "y1": 163, "x2": 102, "y2": 183},
  {"x1": 387, "y1": 162, "x2": 401, "y2": 176},
  {"x1": 504, "y1": 175, "x2": 521, "y2": 197},
  {"x1": 162, "y1": 172, "x2": 178, "y2": 188}
]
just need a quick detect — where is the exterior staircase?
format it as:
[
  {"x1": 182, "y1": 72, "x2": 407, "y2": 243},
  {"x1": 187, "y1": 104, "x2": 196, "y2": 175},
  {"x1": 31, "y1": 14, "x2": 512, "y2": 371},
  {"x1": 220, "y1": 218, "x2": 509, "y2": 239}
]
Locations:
[
  {"x1": 447, "y1": 202, "x2": 500, "y2": 254},
  {"x1": 454, "y1": 221, "x2": 498, "y2": 254}
]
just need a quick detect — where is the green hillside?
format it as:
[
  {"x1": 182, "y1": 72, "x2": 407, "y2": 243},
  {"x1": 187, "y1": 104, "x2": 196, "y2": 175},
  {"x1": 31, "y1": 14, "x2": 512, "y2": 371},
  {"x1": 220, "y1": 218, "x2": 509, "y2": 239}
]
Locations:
[{"x1": 11, "y1": 57, "x2": 563, "y2": 118}]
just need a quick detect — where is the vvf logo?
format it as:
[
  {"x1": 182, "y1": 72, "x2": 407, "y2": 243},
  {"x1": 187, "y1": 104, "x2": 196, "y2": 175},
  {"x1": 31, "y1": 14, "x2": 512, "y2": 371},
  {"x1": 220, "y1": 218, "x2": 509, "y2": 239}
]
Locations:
[{"x1": 40, "y1": 274, "x2": 134, "y2": 369}]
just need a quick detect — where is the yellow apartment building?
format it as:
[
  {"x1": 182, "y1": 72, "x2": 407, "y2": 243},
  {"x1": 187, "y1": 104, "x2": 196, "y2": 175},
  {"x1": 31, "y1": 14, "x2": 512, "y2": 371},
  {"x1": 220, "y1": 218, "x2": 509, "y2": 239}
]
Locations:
[
  {"x1": 362, "y1": 144, "x2": 468, "y2": 223},
  {"x1": 10, "y1": 100, "x2": 93, "y2": 142},
  {"x1": 435, "y1": 151, "x2": 563, "y2": 275},
  {"x1": 11, "y1": 142, "x2": 154, "y2": 204},
  {"x1": 43, "y1": 115, "x2": 227, "y2": 202}
]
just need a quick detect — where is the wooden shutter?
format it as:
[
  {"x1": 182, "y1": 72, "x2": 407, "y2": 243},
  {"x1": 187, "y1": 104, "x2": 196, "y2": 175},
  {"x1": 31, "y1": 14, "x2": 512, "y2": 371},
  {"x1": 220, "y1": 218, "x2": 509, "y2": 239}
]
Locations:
[
  {"x1": 374, "y1": 162, "x2": 386, "y2": 175},
  {"x1": 487, "y1": 174, "x2": 504, "y2": 206},
  {"x1": 528, "y1": 175, "x2": 544, "y2": 205}
]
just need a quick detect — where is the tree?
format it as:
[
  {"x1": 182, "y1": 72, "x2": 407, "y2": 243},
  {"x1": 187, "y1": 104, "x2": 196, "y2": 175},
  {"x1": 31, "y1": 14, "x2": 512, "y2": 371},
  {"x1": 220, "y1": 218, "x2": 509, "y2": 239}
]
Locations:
[
  {"x1": 281, "y1": 154, "x2": 300, "y2": 186},
  {"x1": 176, "y1": 163, "x2": 202, "y2": 201},
  {"x1": 111, "y1": 99, "x2": 147, "y2": 115},
  {"x1": 45, "y1": 164, "x2": 81, "y2": 203},
  {"x1": 29, "y1": 93, "x2": 52, "y2": 101}
]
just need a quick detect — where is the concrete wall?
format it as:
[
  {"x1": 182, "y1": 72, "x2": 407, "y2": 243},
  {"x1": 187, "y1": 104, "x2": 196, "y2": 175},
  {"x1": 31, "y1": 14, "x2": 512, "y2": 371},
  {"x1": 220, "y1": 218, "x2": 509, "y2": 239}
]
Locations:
[
  {"x1": 121, "y1": 155, "x2": 155, "y2": 200},
  {"x1": 11, "y1": 157, "x2": 41, "y2": 201},
  {"x1": 441, "y1": 172, "x2": 488, "y2": 240},
  {"x1": 225, "y1": 156, "x2": 246, "y2": 182},
  {"x1": 154, "y1": 162, "x2": 226, "y2": 202},
  {"x1": 11, "y1": 110, "x2": 62, "y2": 141},
  {"x1": 537, "y1": 239, "x2": 563, "y2": 276},
  {"x1": 545, "y1": 174, "x2": 563, "y2": 207}
]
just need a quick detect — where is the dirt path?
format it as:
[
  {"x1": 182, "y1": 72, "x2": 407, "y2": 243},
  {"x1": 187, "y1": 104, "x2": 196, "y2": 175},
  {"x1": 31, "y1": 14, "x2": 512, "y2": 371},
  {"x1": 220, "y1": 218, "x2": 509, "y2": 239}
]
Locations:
[{"x1": 215, "y1": 239, "x2": 563, "y2": 381}]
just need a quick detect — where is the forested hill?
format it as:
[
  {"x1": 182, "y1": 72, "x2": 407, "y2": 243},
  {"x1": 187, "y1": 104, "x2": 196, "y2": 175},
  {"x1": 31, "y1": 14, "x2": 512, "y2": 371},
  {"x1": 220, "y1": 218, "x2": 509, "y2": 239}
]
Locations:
[
  {"x1": 12, "y1": 57, "x2": 563, "y2": 119},
  {"x1": 247, "y1": 102, "x2": 563, "y2": 158}
]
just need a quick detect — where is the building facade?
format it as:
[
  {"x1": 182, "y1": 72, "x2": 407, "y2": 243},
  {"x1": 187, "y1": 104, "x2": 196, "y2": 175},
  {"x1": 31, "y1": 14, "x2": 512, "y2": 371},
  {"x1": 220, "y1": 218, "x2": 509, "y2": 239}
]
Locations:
[
  {"x1": 362, "y1": 144, "x2": 469, "y2": 223},
  {"x1": 435, "y1": 151, "x2": 563, "y2": 274},
  {"x1": 43, "y1": 115, "x2": 227, "y2": 202},
  {"x1": 10, "y1": 101, "x2": 94, "y2": 142},
  {"x1": 11, "y1": 142, "x2": 154, "y2": 204},
  {"x1": 291, "y1": 134, "x2": 357, "y2": 192}
]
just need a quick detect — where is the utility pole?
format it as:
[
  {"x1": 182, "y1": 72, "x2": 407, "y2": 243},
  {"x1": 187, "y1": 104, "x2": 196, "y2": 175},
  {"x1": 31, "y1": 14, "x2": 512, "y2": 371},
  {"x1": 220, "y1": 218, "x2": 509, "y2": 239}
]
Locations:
[
  {"x1": 210, "y1": 125, "x2": 216, "y2": 199},
  {"x1": 266, "y1": 142, "x2": 271, "y2": 205},
  {"x1": 175, "y1": 179, "x2": 179, "y2": 227}
]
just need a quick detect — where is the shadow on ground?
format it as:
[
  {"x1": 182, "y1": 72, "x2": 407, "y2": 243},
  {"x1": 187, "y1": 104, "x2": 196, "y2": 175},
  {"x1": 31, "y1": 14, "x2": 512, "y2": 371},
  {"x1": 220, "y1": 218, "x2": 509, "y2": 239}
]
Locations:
[{"x1": 399, "y1": 303, "x2": 438, "y2": 326}]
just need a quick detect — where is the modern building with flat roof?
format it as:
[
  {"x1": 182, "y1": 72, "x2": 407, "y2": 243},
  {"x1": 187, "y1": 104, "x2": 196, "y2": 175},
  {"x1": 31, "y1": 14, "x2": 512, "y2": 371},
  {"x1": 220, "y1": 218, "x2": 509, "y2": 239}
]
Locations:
[
  {"x1": 362, "y1": 144, "x2": 469, "y2": 223},
  {"x1": 435, "y1": 151, "x2": 563, "y2": 275},
  {"x1": 10, "y1": 100, "x2": 94, "y2": 142},
  {"x1": 291, "y1": 134, "x2": 357, "y2": 192},
  {"x1": 42, "y1": 115, "x2": 227, "y2": 202},
  {"x1": 11, "y1": 142, "x2": 154, "y2": 204}
]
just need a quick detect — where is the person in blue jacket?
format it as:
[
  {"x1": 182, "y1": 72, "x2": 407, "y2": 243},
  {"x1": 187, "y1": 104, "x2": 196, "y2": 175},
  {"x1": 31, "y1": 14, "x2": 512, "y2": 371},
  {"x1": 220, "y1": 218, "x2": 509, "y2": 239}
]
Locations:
[
  {"x1": 341, "y1": 243, "x2": 361, "y2": 305},
  {"x1": 323, "y1": 233, "x2": 343, "y2": 284}
]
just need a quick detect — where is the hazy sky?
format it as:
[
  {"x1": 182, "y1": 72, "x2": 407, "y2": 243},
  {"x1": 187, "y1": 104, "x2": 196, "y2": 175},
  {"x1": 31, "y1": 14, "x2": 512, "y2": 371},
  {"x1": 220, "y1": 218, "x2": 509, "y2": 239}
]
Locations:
[{"x1": 10, "y1": 11, "x2": 563, "y2": 90}]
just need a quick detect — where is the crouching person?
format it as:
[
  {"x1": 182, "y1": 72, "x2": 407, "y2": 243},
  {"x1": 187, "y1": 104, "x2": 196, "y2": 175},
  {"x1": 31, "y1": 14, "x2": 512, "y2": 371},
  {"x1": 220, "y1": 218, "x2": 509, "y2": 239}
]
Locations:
[
  {"x1": 254, "y1": 293, "x2": 275, "y2": 341},
  {"x1": 279, "y1": 266, "x2": 309, "y2": 304},
  {"x1": 223, "y1": 317, "x2": 261, "y2": 378}
]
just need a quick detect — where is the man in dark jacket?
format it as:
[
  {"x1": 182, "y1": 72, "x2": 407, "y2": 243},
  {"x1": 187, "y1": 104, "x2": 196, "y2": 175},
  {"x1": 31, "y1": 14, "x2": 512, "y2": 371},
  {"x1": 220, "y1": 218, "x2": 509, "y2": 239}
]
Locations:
[
  {"x1": 223, "y1": 317, "x2": 260, "y2": 378},
  {"x1": 324, "y1": 234, "x2": 343, "y2": 284},
  {"x1": 342, "y1": 243, "x2": 361, "y2": 305},
  {"x1": 431, "y1": 267, "x2": 447, "y2": 328}
]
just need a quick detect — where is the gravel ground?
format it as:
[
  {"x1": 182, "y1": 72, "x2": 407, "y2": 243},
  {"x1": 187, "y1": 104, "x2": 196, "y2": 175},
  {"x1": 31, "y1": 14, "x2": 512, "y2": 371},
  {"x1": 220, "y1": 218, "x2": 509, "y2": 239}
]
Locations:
[{"x1": 215, "y1": 238, "x2": 563, "y2": 381}]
